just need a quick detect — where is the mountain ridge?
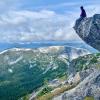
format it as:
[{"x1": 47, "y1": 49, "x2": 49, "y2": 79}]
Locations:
[{"x1": 0, "y1": 46, "x2": 90, "y2": 100}]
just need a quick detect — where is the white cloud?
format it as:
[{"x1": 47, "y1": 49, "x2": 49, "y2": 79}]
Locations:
[
  {"x1": 0, "y1": 1, "x2": 100, "y2": 43},
  {"x1": 0, "y1": 0, "x2": 21, "y2": 13},
  {"x1": 85, "y1": 4, "x2": 100, "y2": 17},
  {"x1": 0, "y1": 10, "x2": 81, "y2": 42},
  {"x1": 36, "y1": 2, "x2": 79, "y2": 10}
]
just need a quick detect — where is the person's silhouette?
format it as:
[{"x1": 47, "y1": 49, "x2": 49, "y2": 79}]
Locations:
[{"x1": 80, "y1": 6, "x2": 87, "y2": 18}]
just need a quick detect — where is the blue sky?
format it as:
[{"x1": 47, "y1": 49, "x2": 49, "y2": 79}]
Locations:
[{"x1": 0, "y1": 0, "x2": 100, "y2": 43}]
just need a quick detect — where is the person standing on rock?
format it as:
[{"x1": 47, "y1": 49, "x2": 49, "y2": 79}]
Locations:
[{"x1": 80, "y1": 6, "x2": 87, "y2": 18}]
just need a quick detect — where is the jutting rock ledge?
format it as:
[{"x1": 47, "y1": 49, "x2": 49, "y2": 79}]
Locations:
[{"x1": 74, "y1": 14, "x2": 100, "y2": 51}]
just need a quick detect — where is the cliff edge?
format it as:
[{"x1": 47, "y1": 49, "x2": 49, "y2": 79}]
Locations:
[{"x1": 74, "y1": 14, "x2": 100, "y2": 51}]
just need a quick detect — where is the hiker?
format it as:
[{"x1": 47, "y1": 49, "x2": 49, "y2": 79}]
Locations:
[
  {"x1": 80, "y1": 6, "x2": 87, "y2": 18},
  {"x1": 73, "y1": 6, "x2": 87, "y2": 30}
]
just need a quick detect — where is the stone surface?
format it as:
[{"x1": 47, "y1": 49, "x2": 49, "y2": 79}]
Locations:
[
  {"x1": 53, "y1": 68, "x2": 100, "y2": 100},
  {"x1": 74, "y1": 14, "x2": 100, "y2": 51}
]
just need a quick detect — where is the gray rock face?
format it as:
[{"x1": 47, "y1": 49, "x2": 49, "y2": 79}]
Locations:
[
  {"x1": 74, "y1": 14, "x2": 100, "y2": 51},
  {"x1": 53, "y1": 68, "x2": 100, "y2": 100}
]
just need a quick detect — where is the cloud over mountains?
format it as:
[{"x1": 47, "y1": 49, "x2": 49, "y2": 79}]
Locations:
[
  {"x1": 0, "y1": 0, "x2": 100, "y2": 43},
  {"x1": 0, "y1": 10, "x2": 80, "y2": 42}
]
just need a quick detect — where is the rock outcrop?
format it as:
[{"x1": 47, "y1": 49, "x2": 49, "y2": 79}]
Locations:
[
  {"x1": 53, "y1": 14, "x2": 100, "y2": 100},
  {"x1": 74, "y1": 14, "x2": 100, "y2": 51},
  {"x1": 53, "y1": 68, "x2": 100, "y2": 100}
]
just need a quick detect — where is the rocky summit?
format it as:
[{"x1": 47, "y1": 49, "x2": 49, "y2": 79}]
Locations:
[
  {"x1": 53, "y1": 54, "x2": 100, "y2": 100},
  {"x1": 74, "y1": 14, "x2": 100, "y2": 51},
  {"x1": 53, "y1": 68, "x2": 100, "y2": 100}
]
